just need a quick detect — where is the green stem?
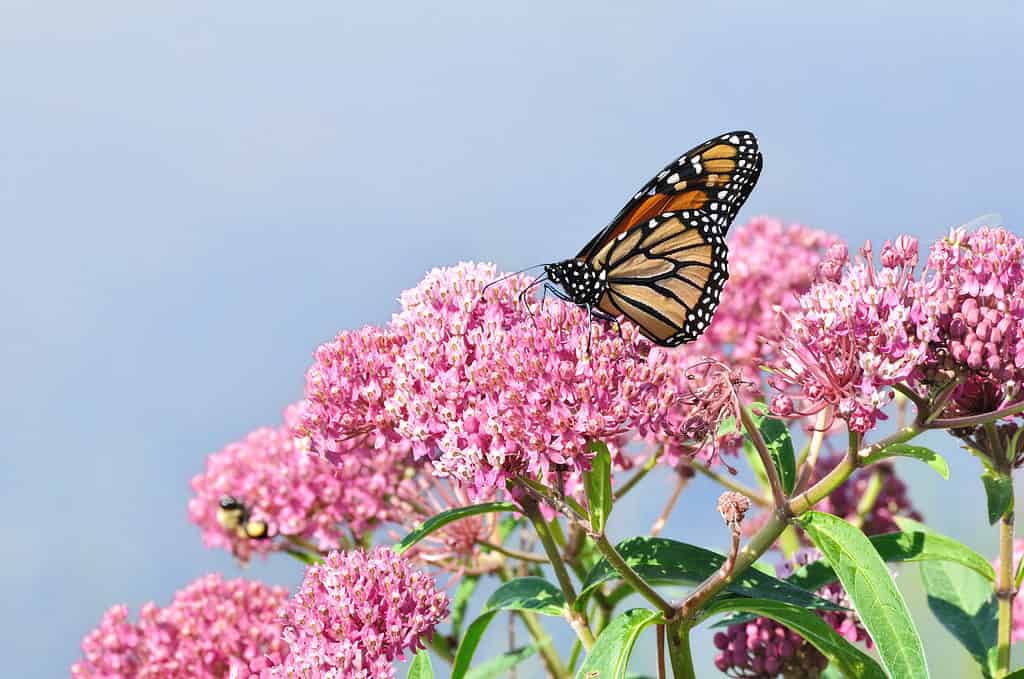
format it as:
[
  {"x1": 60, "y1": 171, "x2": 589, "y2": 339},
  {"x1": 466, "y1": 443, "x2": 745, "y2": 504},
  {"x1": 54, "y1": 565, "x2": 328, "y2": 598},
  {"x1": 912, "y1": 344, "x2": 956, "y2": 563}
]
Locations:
[
  {"x1": 690, "y1": 460, "x2": 771, "y2": 508},
  {"x1": 995, "y1": 462, "x2": 1016, "y2": 677},
  {"x1": 665, "y1": 619, "x2": 696, "y2": 679},
  {"x1": 477, "y1": 539, "x2": 549, "y2": 564},
  {"x1": 850, "y1": 469, "x2": 884, "y2": 530},
  {"x1": 498, "y1": 564, "x2": 567, "y2": 678},
  {"x1": 739, "y1": 403, "x2": 788, "y2": 509},
  {"x1": 520, "y1": 496, "x2": 596, "y2": 650},
  {"x1": 614, "y1": 446, "x2": 663, "y2": 500},
  {"x1": 592, "y1": 532, "x2": 676, "y2": 618}
]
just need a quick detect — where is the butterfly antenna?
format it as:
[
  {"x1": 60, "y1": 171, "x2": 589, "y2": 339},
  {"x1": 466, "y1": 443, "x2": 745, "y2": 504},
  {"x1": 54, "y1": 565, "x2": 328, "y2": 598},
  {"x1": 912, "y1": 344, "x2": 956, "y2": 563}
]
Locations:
[{"x1": 482, "y1": 263, "x2": 549, "y2": 296}]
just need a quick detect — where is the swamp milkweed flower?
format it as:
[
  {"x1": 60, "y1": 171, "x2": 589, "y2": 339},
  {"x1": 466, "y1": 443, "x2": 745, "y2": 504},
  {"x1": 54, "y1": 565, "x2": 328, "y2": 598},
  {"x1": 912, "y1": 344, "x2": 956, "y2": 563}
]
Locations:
[
  {"x1": 71, "y1": 575, "x2": 288, "y2": 679},
  {"x1": 189, "y1": 404, "x2": 408, "y2": 561},
  {"x1": 267, "y1": 548, "x2": 449, "y2": 679},
  {"x1": 768, "y1": 239, "x2": 927, "y2": 432}
]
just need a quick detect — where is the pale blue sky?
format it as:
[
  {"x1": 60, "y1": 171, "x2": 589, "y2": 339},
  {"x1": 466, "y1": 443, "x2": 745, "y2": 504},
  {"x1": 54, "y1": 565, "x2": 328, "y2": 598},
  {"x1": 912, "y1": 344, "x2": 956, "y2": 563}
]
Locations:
[{"x1": 3, "y1": 2, "x2": 1024, "y2": 676}]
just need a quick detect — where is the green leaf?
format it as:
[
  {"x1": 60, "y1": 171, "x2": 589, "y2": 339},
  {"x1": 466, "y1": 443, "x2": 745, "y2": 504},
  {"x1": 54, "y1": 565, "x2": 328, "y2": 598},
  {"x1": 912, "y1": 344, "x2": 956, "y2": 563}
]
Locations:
[
  {"x1": 576, "y1": 608, "x2": 663, "y2": 679},
  {"x1": 861, "y1": 442, "x2": 950, "y2": 479},
  {"x1": 1004, "y1": 671, "x2": 1024, "y2": 679},
  {"x1": 406, "y1": 650, "x2": 434, "y2": 679},
  {"x1": 981, "y1": 471, "x2": 1013, "y2": 525},
  {"x1": 921, "y1": 561, "x2": 998, "y2": 677},
  {"x1": 395, "y1": 501, "x2": 518, "y2": 555},
  {"x1": 482, "y1": 576, "x2": 566, "y2": 616},
  {"x1": 701, "y1": 598, "x2": 887, "y2": 679},
  {"x1": 464, "y1": 646, "x2": 537, "y2": 679},
  {"x1": 584, "y1": 440, "x2": 613, "y2": 534},
  {"x1": 787, "y1": 527, "x2": 995, "y2": 593},
  {"x1": 451, "y1": 575, "x2": 480, "y2": 640},
  {"x1": 578, "y1": 537, "x2": 838, "y2": 612},
  {"x1": 452, "y1": 577, "x2": 565, "y2": 679},
  {"x1": 752, "y1": 413, "x2": 797, "y2": 493},
  {"x1": 799, "y1": 511, "x2": 929, "y2": 679}
]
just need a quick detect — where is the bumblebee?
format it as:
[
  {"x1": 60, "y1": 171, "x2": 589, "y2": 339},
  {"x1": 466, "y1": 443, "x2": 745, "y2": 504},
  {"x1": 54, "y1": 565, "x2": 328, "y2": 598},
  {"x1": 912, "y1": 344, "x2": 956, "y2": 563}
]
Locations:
[{"x1": 216, "y1": 495, "x2": 270, "y2": 540}]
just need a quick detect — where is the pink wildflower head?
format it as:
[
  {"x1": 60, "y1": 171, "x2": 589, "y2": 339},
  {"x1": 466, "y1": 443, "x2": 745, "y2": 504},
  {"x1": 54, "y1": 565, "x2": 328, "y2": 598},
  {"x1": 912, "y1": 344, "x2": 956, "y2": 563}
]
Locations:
[
  {"x1": 189, "y1": 405, "x2": 409, "y2": 562},
  {"x1": 270, "y1": 548, "x2": 449, "y2": 679},
  {"x1": 71, "y1": 576, "x2": 288, "y2": 678},
  {"x1": 713, "y1": 617, "x2": 829, "y2": 678},
  {"x1": 370, "y1": 262, "x2": 682, "y2": 494},
  {"x1": 915, "y1": 225, "x2": 1024, "y2": 387},
  {"x1": 767, "y1": 237, "x2": 927, "y2": 432},
  {"x1": 297, "y1": 325, "x2": 405, "y2": 454},
  {"x1": 994, "y1": 539, "x2": 1024, "y2": 643}
]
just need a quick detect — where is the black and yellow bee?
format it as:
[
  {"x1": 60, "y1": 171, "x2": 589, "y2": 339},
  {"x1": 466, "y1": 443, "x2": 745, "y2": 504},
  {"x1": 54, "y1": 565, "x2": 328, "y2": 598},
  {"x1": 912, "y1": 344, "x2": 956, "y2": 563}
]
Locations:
[{"x1": 216, "y1": 495, "x2": 270, "y2": 540}]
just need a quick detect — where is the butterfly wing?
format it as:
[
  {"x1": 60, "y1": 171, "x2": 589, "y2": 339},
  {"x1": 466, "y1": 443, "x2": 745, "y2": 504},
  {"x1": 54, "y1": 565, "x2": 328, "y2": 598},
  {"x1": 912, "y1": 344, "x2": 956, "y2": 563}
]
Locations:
[
  {"x1": 577, "y1": 131, "x2": 761, "y2": 261},
  {"x1": 594, "y1": 211, "x2": 728, "y2": 346}
]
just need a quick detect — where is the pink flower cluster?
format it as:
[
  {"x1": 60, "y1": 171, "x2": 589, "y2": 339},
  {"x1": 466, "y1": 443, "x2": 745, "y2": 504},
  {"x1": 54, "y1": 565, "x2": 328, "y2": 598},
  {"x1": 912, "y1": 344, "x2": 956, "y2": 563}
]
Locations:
[
  {"x1": 714, "y1": 617, "x2": 829, "y2": 678},
  {"x1": 916, "y1": 225, "x2": 1024, "y2": 383},
  {"x1": 189, "y1": 404, "x2": 409, "y2": 561},
  {"x1": 268, "y1": 548, "x2": 448, "y2": 679},
  {"x1": 298, "y1": 262, "x2": 684, "y2": 494},
  {"x1": 768, "y1": 238, "x2": 927, "y2": 431},
  {"x1": 72, "y1": 575, "x2": 288, "y2": 679},
  {"x1": 715, "y1": 553, "x2": 871, "y2": 678}
]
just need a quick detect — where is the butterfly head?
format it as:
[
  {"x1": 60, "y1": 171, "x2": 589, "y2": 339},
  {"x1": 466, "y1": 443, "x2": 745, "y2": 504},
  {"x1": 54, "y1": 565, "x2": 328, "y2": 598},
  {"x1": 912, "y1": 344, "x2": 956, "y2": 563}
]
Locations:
[{"x1": 545, "y1": 259, "x2": 607, "y2": 307}]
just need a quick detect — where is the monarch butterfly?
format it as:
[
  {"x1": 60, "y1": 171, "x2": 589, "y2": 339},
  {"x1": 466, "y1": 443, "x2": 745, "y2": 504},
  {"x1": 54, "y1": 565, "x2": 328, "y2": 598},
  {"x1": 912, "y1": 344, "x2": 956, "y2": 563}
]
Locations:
[
  {"x1": 216, "y1": 495, "x2": 270, "y2": 540},
  {"x1": 540, "y1": 131, "x2": 762, "y2": 347}
]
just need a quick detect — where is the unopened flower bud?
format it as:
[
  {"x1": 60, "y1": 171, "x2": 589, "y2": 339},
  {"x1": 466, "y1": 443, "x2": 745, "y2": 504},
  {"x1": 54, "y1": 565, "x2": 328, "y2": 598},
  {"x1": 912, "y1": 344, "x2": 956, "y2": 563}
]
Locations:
[{"x1": 718, "y1": 491, "x2": 751, "y2": 530}]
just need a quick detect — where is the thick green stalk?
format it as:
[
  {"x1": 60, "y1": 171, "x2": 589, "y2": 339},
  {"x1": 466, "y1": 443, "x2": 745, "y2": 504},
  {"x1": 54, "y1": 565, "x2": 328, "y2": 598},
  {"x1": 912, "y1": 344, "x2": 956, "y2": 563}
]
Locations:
[
  {"x1": 997, "y1": 504, "x2": 1015, "y2": 678},
  {"x1": 592, "y1": 532, "x2": 676, "y2": 618},
  {"x1": 520, "y1": 496, "x2": 596, "y2": 650},
  {"x1": 665, "y1": 620, "x2": 696, "y2": 679}
]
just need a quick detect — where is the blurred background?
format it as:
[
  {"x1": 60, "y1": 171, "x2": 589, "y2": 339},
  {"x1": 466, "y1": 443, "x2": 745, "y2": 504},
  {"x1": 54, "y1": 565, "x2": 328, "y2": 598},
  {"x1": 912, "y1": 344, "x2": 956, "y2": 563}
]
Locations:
[{"x1": 3, "y1": 1, "x2": 1024, "y2": 676}]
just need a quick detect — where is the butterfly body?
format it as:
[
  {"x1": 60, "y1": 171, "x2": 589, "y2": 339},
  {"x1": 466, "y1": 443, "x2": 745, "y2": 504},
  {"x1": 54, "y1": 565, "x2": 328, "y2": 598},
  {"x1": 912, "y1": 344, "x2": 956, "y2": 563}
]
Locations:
[{"x1": 542, "y1": 131, "x2": 762, "y2": 347}]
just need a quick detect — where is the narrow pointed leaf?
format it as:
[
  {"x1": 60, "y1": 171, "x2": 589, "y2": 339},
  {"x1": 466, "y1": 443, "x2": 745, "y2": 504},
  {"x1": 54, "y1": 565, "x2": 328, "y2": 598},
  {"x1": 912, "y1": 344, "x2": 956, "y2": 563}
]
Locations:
[
  {"x1": 578, "y1": 537, "x2": 837, "y2": 612},
  {"x1": 452, "y1": 577, "x2": 565, "y2": 679},
  {"x1": 406, "y1": 650, "x2": 434, "y2": 679},
  {"x1": 701, "y1": 597, "x2": 886, "y2": 679},
  {"x1": 799, "y1": 511, "x2": 928, "y2": 679},
  {"x1": 981, "y1": 471, "x2": 1013, "y2": 525},
  {"x1": 920, "y1": 561, "x2": 998, "y2": 677},
  {"x1": 576, "y1": 608, "x2": 663, "y2": 679},
  {"x1": 861, "y1": 443, "x2": 950, "y2": 479},
  {"x1": 584, "y1": 440, "x2": 613, "y2": 534},
  {"x1": 465, "y1": 645, "x2": 537, "y2": 679},
  {"x1": 752, "y1": 413, "x2": 797, "y2": 493},
  {"x1": 395, "y1": 501, "x2": 518, "y2": 555}
]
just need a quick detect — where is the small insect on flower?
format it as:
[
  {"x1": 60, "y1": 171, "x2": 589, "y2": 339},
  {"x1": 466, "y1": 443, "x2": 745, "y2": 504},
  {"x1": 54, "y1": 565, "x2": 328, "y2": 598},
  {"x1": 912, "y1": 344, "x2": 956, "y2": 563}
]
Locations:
[
  {"x1": 493, "y1": 132, "x2": 762, "y2": 348},
  {"x1": 216, "y1": 495, "x2": 270, "y2": 540}
]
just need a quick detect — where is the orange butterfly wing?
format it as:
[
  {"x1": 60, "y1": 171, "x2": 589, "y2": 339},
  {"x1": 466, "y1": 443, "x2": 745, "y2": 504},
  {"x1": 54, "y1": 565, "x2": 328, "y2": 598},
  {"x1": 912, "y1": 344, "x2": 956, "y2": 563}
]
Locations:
[{"x1": 577, "y1": 131, "x2": 761, "y2": 261}]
